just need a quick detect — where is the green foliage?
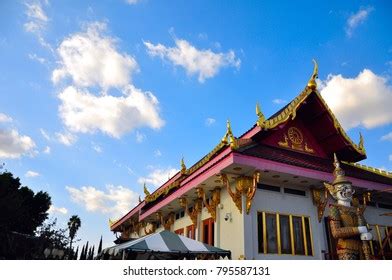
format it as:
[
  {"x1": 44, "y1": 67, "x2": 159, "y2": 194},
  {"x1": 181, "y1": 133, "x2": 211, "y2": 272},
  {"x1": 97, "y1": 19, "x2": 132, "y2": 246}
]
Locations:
[
  {"x1": 0, "y1": 171, "x2": 51, "y2": 234},
  {"x1": 68, "y1": 215, "x2": 81, "y2": 252},
  {"x1": 35, "y1": 219, "x2": 69, "y2": 250}
]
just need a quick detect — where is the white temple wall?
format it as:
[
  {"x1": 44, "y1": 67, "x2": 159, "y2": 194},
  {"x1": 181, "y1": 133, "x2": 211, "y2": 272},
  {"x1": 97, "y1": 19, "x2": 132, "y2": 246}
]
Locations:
[{"x1": 217, "y1": 181, "x2": 245, "y2": 259}]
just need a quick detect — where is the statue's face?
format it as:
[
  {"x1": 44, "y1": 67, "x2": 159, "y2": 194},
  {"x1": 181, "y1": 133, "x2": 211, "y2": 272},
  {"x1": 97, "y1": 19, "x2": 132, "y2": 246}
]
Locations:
[{"x1": 335, "y1": 183, "x2": 354, "y2": 202}]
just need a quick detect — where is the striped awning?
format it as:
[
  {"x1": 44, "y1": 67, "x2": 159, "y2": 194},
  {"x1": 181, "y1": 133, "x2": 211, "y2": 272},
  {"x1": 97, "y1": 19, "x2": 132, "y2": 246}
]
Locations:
[{"x1": 102, "y1": 230, "x2": 230, "y2": 258}]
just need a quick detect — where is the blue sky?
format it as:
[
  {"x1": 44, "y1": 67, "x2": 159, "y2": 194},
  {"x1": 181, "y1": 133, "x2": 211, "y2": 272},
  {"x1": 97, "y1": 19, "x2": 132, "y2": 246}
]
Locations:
[{"x1": 1, "y1": 0, "x2": 392, "y2": 249}]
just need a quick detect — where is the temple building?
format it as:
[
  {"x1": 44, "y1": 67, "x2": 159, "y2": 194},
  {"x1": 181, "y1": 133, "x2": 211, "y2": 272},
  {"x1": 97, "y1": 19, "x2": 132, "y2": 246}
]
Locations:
[{"x1": 109, "y1": 62, "x2": 392, "y2": 260}]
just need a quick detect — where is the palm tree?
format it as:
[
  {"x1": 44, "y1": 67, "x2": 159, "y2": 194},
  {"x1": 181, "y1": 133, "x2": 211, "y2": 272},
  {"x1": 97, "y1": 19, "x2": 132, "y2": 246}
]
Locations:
[{"x1": 68, "y1": 215, "x2": 81, "y2": 255}]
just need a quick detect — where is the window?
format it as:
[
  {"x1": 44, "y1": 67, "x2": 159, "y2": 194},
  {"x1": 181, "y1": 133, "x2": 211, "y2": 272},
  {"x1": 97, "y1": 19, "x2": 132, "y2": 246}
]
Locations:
[
  {"x1": 174, "y1": 228, "x2": 184, "y2": 235},
  {"x1": 368, "y1": 224, "x2": 392, "y2": 257},
  {"x1": 257, "y1": 184, "x2": 281, "y2": 192},
  {"x1": 284, "y1": 188, "x2": 306, "y2": 196},
  {"x1": 186, "y1": 225, "x2": 196, "y2": 240},
  {"x1": 378, "y1": 203, "x2": 392, "y2": 210},
  {"x1": 175, "y1": 210, "x2": 185, "y2": 220},
  {"x1": 202, "y1": 218, "x2": 214, "y2": 246},
  {"x1": 257, "y1": 211, "x2": 313, "y2": 256}
]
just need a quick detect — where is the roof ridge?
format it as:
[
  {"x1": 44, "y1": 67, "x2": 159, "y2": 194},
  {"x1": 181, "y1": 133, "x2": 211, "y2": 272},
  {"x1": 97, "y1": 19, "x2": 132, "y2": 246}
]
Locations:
[{"x1": 342, "y1": 161, "x2": 392, "y2": 179}]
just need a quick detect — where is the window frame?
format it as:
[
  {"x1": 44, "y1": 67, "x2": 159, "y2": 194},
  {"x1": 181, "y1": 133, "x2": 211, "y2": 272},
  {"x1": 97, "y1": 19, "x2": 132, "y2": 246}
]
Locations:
[
  {"x1": 186, "y1": 224, "x2": 196, "y2": 240},
  {"x1": 202, "y1": 218, "x2": 214, "y2": 246},
  {"x1": 257, "y1": 211, "x2": 314, "y2": 256}
]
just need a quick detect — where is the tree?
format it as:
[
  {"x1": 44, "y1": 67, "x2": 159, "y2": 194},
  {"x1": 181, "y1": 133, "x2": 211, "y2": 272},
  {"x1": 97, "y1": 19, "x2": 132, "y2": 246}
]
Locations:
[
  {"x1": 74, "y1": 246, "x2": 79, "y2": 260},
  {"x1": 97, "y1": 236, "x2": 103, "y2": 255},
  {"x1": 0, "y1": 171, "x2": 51, "y2": 259},
  {"x1": 79, "y1": 244, "x2": 85, "y2": 260},
  {"x1": 90, "y1": 245, "x2": 95, "y2": 260},
  {"x1": 67, "y1": 215, "x2": 81, "y2": 253},
  {"x1": 83, "y1": 241, "x2": 89, "y2": 260},
  {"x1": 36, "y1": 219, "x2": 69, "y2": 250},
  {"x1": 0, "y1": 171, "x2": 51, "y2": 235}
]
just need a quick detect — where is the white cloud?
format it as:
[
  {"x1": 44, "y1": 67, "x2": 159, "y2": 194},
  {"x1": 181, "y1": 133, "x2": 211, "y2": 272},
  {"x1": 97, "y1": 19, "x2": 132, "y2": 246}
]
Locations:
[
  {"x1": 58, "y1": 86, "x2": 163, "y2": 138},
  {"x1": 135, "y1": 131, "x2": 145, "y2": 143},
  {"x1": 25, "y1": 170, "x2": 40, "y2": 177},
  {"x1": 272, "y1": 98, "x2": 286, "y2": 105},
  {"x1": 43, "y1": 146, "x2": 51, "y2": 154},
  {"x1": 320, "y1": 69, "x2": 392, "y2": 130},
  {"x1": 52, "y1": 22, "x2": 164, "y2": 139},
  {"x1": 24, "y1": 1, "x2": 48, "y2": 33},
  {"x1": 28, "y1": 53, "x2": 46, "y2": 64},
  {"x1": 154, "y1": 149, "x2": 162, "y2": 157},
  {"x1": 205, "y1": 117, "x2": 216, "y2": 127},
  {"x1": 48, "y1": 205, "x2": 68, "y2": 215},
  {"x1": 346, "y1": 7, "x2": 374, "y2": 37},
  {"x1": 144, "y1": 38, "x2": 240, "y2": 83},
  {"x1": 125, "y1": 0, "x2": 140, "y2": 4},
  {"x1": 24, "y1": 1, "x2": 52, "y2": 51},
  {"x1": 138, "y1": 167, "x2": 178, "y2": 189},
  {"x1": 0, "y1": 129, "x2": 36, "y2": 159},
  {"x1": 0, "y1": 113, "x2": 12, "y2": 123},
  {"x1": 66, "y1": 185, "x2": 139, "y2": 218},
  {"x1": 52, "y1": 22, "x2": 138, "y2": 90},
  {"x1": 381, "y1": 132, "x2": 392, "y2": 141},
  {"x1": 25, "y1": 2, "x2": 48, "y2": 22},
  {"x1": 92, "y1": 142, "x2": 102, "y2": 153},
  {"x1": 55, "y1": 131, "x2": 77, "y2": 146},
  {"x1": 40, "y1": 128, "x2": 51, "y2": 141}
]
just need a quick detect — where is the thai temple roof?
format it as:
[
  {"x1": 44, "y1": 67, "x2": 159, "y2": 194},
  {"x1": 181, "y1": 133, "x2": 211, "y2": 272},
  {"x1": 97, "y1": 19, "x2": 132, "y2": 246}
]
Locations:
[{"x1": 110, "y1": 61, "x2": 392, "y2": 232}]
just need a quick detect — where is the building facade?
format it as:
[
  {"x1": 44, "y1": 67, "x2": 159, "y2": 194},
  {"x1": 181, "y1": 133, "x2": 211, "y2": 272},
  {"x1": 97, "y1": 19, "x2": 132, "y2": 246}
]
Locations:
[{"x1": 110, "y1": 64, "x2": 392, "y2": 260}]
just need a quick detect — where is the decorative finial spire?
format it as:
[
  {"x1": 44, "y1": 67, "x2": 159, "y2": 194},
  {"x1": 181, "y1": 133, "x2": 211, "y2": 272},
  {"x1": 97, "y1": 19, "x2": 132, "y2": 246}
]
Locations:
[
  {"x1": 226, "y1": 119, "x2": 232, "y2": 134},
  {"x1": 226, "y1": 119, "x2": 237, "y2": 149},
  {"x1": 358, "y1": 132, "x2": 365, "y2": 151},
  {"x1": 138, "y1": 195, "x2": 142, "y2": 203},
  {"x1": 307, "y1": 59, "x2": 318, "y2": 90},
  {"x1": 256, "y1": 102, "x2": 266, "y2": 127},
  {"x1": 180, "y1": 157, "x2": 187, "y2": 174},
  {"x1": 143, "y1": 183, "x2": 150, "y2": 196}
]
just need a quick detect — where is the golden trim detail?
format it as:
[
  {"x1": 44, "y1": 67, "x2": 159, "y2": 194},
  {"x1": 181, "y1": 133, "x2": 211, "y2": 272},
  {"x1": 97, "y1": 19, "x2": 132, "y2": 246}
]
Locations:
[
  {"x1": 277, "y1": 213, "x2": 281, "y2": 254},
  {"x1": 302, "y1": 216, "x2": 308, "y2": 256},
  {"x1": 289, "y1": 215, "x2": 295, "y2": 255},
  {"x1": 342, "y1": 161, "x2": 392, "y2": 179},
  {"x1": 144, "y1": 222, "x2": 156, "y2": 235},
  {"x1": 220, "y1": 171, "x2": 261, "y2": 214},
  {"x1": 179, "y1": 197, "x2": 202, "y2": 227},
  {"x1": 196, "y1": 187, "x2": 221, "y2": 221},
  {"x1": 263, "y1": 212, "x2": 267, "y2": 254},
  {"x1": 310, "y1": 187, "x2": 329, "y2": 222}
]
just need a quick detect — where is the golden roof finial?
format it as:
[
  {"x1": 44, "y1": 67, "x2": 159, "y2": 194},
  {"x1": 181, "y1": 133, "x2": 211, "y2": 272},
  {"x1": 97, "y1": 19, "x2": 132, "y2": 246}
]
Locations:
[
  {"x1": 226, "y1": 119, "x2": 238, "y2": 149},
  {"x1": 307, "y1": 59, "x2": 318, "y2": 90},
  {"x1": 143, "y1": 183, "x2": 150, "y2": 196},
  {"x1": 358, "y1": 132, "x2": 365, "y2": 152},
  {"x1": 256, "y1": 102, "x2": 266, "y2": 127},
  {"x1": 226, "y1": 119, "x2": 233, "y2": 134},
  {"x1": 180, "y1": 157, "x2": 187, "y2": 174}
]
